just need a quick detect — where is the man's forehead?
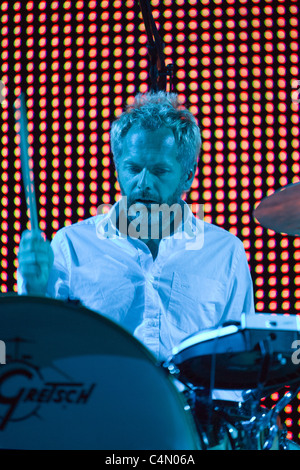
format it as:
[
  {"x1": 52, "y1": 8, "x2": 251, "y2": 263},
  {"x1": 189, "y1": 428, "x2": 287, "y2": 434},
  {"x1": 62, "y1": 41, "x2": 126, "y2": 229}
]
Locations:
[
  {"x1": 122, "y1": 154, "x2": 172, "y2": 166},
  {"x1": 122, "y1": 127, "x2": 177, "y2": 162},
  {"x1": 124, "y1": 125, "x2": 176, "y2": 146}
]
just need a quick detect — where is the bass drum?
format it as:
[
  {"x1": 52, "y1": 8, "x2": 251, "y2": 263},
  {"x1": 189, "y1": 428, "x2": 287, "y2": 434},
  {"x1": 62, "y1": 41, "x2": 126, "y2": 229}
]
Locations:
[{"x1": 0, "y1": 295, "x2": 200, "y2": 450}]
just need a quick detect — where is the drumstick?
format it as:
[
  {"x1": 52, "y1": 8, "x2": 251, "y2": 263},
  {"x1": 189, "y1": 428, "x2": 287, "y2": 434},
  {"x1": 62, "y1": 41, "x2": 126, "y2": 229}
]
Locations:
[{"x1": 14, "y1": 93, "x2": 39, "y2": 232}]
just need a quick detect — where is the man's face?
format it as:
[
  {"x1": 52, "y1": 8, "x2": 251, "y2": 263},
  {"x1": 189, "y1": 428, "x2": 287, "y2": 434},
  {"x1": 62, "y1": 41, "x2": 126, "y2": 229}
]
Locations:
[
  {"x1": 117, "y1": 125, "x2": 185, "y2": 209},
  {"x1": 116, "y1": 125, "x2": 190, "y2": 240}
]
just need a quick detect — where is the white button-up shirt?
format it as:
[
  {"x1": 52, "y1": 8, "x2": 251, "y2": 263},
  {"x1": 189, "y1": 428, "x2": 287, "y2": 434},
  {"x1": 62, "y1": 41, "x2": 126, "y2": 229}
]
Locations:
[{"x1": 18, "y1": 200, "x2": 255, "y2": 362}]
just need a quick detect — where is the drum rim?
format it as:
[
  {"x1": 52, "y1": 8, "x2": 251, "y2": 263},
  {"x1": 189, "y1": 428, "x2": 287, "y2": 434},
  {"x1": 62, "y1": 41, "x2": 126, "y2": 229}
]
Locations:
[
  {"x1": 1, "y1": 293, "x2": 157, "y2": 363},
  {"x1": 172, "y1": 324, "x2": 239, "y2": 356}
]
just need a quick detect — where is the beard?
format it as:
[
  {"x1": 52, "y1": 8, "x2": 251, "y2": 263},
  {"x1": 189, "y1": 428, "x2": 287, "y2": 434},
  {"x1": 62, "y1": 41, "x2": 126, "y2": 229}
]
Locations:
[{"x1": 117, "y1": 177, "x2": 187, "y2": 240}]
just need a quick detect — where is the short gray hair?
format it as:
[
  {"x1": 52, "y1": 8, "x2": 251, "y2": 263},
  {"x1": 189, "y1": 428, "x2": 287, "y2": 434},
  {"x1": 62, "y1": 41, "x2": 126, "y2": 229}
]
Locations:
[{"x1": 110, "y1": 91, "x2": 202, "y2": 174}]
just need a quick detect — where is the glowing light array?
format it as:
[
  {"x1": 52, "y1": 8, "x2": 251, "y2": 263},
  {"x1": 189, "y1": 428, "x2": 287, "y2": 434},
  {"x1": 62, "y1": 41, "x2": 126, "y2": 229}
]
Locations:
[{"x1": 0, "y1": 0, "x2": 300, "y2": 442}]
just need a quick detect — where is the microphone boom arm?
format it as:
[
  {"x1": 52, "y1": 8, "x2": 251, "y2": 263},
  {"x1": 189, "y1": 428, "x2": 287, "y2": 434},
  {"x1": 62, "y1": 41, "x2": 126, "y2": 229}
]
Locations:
[{"x1": 138, "y1": 0, "x2": 173, "y2": 92}]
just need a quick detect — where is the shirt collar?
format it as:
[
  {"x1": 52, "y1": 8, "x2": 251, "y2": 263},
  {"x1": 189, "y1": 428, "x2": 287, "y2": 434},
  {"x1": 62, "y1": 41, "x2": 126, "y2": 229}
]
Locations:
[{"x1": 95, "y1": 197, "x2": 204, "y2": 248}]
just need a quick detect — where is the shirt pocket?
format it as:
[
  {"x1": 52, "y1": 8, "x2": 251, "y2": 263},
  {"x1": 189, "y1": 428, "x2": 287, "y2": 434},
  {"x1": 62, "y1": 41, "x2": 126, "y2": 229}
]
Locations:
[{"x1": 166, "y1": 272, "x2": 225, "y2": 334}]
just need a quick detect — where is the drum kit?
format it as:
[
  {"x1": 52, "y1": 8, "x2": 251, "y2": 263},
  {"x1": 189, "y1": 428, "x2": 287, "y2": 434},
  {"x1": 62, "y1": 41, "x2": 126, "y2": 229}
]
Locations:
[
  {"x1": 2, "y1": 96, "x2": 300, "y2": 448},
  {"x1": 0, "y1": 294, "x2": 300, "y2": 450},
  {"x1": 166, "y1": 313, "x2": 300, "y2": 450},
  {"x1": 0, "y1": 299, "x2": 296, "y2": 450},
  {"x1": 3, "y1": 0, "x2": 300, "y2": 449},
  {"x1": 1, "y1": 180, "x2": 300, "y2": 450}
]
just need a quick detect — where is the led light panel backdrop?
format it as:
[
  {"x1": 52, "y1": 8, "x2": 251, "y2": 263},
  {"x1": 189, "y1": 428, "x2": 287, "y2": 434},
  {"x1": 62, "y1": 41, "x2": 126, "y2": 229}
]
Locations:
[{"x1": 1, "y1": 0, "x2": 300, "y2": 442}]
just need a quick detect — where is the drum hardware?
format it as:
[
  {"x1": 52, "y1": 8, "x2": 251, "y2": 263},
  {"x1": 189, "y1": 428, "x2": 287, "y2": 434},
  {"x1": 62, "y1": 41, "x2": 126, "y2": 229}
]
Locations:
[
  {"x1": 256, "y1": 389, "x2": 296, "y2": 450},
  {"x1": 176, "y1": 382, "x2": 299, "y2": 450},
  {"x1": 176, "y1": 384, "x2": 235, "y2": 450},
  {"x1": 166, "y1": 313, "x2": 300, "y2": 450},
  {"x1": 231, "y1": 387, "x2": 299, "y2": 450}
]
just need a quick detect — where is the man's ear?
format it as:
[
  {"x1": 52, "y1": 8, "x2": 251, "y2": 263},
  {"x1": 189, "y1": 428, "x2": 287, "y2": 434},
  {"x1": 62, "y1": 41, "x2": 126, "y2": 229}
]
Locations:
[{"x1": 182, "y1": 163, "x2": 197, "y2": 192}]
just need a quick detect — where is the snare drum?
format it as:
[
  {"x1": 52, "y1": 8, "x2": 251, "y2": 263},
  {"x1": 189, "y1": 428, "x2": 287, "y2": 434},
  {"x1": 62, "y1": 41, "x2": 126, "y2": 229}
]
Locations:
[
  {"x1": 168, "y1": 321, "x2": 300, "y2": 451},
  {"x1": 0, "y1": 295, "x2": 199, "y2": 450}
]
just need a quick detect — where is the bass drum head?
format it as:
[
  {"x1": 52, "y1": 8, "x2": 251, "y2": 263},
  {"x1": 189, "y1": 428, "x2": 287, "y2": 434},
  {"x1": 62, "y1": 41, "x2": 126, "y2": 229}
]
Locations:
[{"x1": 0, "y1": 295, "x2": 199, "y2": 450}]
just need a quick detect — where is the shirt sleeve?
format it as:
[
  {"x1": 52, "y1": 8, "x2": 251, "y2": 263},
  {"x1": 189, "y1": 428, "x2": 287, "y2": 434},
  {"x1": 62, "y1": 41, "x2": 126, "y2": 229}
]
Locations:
[
  {"x1": 219, "y1": 241, "x2": 255, "y2": 325},
  {"x1": 46, "y1": 229, "x2": 70, "y2": 300},
  {"x1": 17, "y1": 267, "x2": 28, "y2": 295}
]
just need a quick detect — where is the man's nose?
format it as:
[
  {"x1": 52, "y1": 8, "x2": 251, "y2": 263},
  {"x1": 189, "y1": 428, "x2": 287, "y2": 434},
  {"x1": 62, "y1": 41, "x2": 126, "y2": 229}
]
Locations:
[{"x1": 137, "y1": 168, "x2": 151, "y2": 190}]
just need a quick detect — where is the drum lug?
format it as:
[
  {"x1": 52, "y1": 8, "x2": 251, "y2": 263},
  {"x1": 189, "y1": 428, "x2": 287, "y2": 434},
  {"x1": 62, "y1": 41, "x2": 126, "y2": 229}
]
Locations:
[{"x1": 166, "y1": 363, "x2": 180, "y2": 375}]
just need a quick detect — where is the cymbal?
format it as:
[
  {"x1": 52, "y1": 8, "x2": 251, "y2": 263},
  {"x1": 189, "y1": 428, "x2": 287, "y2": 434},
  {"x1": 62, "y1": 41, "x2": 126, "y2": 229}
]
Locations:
[{"x1": 253, "y1": 182, "x2": 300, "y2": 236}]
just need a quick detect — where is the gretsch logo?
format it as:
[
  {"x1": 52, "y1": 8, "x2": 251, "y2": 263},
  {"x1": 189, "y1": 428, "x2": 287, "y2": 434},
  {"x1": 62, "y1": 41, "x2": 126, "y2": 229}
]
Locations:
[{"x1": 0, "y1": 343, "x2": 96, "y2": 431}]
